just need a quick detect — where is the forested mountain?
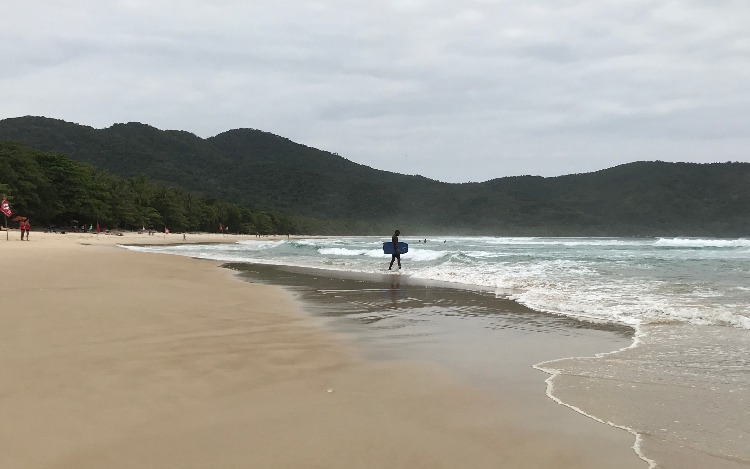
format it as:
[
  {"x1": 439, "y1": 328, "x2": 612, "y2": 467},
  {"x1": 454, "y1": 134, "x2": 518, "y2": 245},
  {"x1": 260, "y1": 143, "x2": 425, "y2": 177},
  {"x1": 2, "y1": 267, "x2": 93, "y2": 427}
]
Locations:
[
  {"x1": 1, "y1": 116, "x2": 749, "y2": 236},
  {"x1": 0, "y1": 141, "x2": 295, "y2": 234}
]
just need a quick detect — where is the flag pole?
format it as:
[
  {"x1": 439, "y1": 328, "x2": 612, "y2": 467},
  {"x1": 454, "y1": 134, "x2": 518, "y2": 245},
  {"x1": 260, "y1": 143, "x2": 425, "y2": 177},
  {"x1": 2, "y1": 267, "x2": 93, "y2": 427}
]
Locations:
[{"x1": 2, "y1": 194, "x2": 8, "y2": 241}]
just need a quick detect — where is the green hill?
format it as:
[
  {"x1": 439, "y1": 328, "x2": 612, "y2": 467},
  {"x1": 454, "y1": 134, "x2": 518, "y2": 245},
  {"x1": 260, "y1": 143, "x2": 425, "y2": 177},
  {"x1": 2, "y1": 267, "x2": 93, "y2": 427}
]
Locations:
[
  {"x1": 0, "y1": 140, "x2": 295, "y2": 234},
  {"x1": 1, "y1": 116, "x2": 748, "y2": 236}
]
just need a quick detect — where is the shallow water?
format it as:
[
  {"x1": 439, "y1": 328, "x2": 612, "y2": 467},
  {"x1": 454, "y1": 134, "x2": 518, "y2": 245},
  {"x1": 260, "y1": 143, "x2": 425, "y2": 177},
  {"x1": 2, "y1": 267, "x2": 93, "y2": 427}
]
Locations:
[
  {"x1": 542, "y1": 324, "x2": 749, "y2": 468},
  {"x1": 126, "y1": 236, "x2": 750, "y2": 329},
  {"x1": 227, "y1": 263, "x2": 644, "y2": 468},
  {"x1": 124, "y1": 236, "x2": 750, "y2": 467}
]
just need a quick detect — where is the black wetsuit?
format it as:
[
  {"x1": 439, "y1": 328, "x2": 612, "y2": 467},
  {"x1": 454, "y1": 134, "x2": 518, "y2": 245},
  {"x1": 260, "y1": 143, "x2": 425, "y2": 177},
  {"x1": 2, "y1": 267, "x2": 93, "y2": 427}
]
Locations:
[{"x1": 389, "y1": 233, "x2": 401, "y2": 269}]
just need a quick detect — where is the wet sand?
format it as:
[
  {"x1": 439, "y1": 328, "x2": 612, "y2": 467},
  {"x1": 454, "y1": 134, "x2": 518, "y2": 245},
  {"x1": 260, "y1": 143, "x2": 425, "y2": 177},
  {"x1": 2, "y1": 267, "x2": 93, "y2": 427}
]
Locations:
[
  {"x1": 543, "y1": 324, "x2": 750, "y2": 469},
  {"x1": 0, "y1": 232, "x2": 645, "y2": 468},
  {"x1": 231, "y1": 263, "x2": 649, "y2": 467}
]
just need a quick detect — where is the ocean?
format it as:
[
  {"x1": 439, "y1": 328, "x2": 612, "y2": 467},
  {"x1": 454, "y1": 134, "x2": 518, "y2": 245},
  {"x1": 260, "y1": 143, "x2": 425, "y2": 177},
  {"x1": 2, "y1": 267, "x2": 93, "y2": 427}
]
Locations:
[{"x1": 125, "y1": 236, "x2": 750, "y2": 468}]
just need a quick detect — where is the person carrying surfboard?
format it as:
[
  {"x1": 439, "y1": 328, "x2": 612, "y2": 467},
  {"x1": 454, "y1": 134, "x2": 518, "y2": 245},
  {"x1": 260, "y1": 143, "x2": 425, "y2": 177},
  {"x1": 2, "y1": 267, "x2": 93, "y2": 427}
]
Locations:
[{"x1": 389, "y1": 230, "x2": 402, "y2": 270}]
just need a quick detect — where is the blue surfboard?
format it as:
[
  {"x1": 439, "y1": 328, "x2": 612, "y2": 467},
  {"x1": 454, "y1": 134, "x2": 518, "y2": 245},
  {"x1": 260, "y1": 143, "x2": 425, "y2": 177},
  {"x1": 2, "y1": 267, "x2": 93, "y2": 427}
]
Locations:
[{"x1": 383, "y1": 242, "x2": 408, "y2": 254}]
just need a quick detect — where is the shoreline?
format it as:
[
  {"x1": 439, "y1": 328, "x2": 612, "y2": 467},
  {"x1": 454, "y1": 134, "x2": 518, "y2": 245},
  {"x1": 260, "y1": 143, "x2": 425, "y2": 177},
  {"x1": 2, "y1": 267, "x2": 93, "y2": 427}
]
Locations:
[
  {"x1": 1, "y1": 232, "x2": 645, "y2": 468},
  {"x1": 544, "y1": 322, "x2": 750, "y2": 469},
  {"x1": 229, "y1": 262, "x2": 645, "y2": 467},
  {"x1": 218, "y1": 261, "x2": 658, "y2": 467},
  {"x1": 533, "y1": 323, "x2": 656, "y2": 469}
]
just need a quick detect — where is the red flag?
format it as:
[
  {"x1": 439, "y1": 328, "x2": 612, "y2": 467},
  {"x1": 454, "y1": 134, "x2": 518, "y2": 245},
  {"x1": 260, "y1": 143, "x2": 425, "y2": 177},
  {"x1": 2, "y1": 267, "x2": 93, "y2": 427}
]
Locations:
[{"x1": 0, "y1": 198, "x2": 11, "y2": 218}]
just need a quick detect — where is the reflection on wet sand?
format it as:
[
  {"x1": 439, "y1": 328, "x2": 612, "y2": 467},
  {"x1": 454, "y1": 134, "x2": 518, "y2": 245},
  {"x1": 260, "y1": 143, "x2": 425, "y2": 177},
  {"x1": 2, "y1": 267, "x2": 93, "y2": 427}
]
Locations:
[
  {"x1": 228, "y1": 263, "x2": 649, "y2": 468},
  {"x1": 228, "y1": 262, "x2": 635, "y2": 404}
]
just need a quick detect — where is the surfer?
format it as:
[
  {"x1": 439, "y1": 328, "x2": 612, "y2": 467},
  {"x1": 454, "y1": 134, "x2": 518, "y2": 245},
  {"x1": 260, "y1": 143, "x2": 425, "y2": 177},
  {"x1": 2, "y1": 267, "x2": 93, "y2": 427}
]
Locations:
[{"x1": 388, "y1": 229, "x2": 402, "y2": 270}]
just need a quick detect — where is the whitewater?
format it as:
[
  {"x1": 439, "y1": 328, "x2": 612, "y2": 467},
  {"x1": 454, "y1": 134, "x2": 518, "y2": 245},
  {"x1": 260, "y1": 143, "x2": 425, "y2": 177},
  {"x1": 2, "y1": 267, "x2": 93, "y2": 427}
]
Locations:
[
  {"x1": 126, "y1": 236, "x2": 750, "y2": 331},
  {"x1": 125, "y1": 235, "x2": 750, "y2": 467}
]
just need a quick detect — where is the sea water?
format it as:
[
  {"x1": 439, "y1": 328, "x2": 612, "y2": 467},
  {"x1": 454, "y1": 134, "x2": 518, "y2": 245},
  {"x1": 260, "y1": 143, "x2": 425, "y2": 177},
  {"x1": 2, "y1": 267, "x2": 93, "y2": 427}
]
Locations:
[
  {"x1": 126, "y1": 236, "x2": 750, "y2": 330},
  {"x1": 125, "y1": 237, "x2": 750, "y2": 467}
]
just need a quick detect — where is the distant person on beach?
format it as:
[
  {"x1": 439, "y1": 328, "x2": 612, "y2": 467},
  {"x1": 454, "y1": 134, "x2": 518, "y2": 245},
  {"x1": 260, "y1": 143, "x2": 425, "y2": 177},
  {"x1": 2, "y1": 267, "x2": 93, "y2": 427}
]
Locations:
[
  {"x1": 20, "y1": 220, "x2": 30, "y2": 240},
  {"x1": 389, "y1": 229, "x2": 402, "y2": 270}
]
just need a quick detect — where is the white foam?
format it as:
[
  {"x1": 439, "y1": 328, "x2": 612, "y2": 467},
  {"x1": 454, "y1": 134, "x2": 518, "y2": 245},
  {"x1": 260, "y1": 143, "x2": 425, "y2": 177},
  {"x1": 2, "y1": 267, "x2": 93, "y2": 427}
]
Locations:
[
  {"x1": 318, "y1": 247, "x2": 363, "y2": 256},
  {"x1": 121, "y1": 244, "x2": 261, "y2": 263},
  {"x1": 122, "y1": 236, "x2": 750, "y2": 330},
  {"x1": 409, "y1": 257, "x2": 750, "y2": 330},
  {"x1": 478, "y1": 237, "x2": 647, "y2": 247},
  {"x1": 318, "y1": 247, "x2": 383, "y2": 257},
  {"x1": 407, "y1": 249, "x2": 449, "y2": 262},
  {"x1": 463, "y1": 250, "x2": 506, "y2": 259},
  {"x1": 236, "y1": 239, "x2": 287, "y2": 249},
  {"x1": 533, "y1": 323, "x2": 656, "y2": 468},
  {"x1": 654, "y1": 238, "x2": 750, "y2": 248}
]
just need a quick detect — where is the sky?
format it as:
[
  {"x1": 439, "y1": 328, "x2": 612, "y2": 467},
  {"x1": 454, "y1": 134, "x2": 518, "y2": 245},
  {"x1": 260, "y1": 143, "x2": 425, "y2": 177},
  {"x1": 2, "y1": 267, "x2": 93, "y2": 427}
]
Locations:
[{"x1": 2, "y1": 1, "x2": 749, "y2": 183}]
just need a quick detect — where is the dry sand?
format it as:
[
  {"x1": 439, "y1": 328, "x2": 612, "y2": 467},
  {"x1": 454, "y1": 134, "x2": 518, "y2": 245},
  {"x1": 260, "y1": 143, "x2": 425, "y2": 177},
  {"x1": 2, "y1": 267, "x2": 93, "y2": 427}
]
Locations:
[{"x1": 0, "y1": 231, "x2": 646, "y2": 468}]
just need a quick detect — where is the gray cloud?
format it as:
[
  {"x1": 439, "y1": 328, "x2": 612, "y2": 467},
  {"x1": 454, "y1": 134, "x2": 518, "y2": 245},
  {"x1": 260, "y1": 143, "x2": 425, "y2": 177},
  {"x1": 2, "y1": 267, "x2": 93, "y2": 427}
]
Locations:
[{"x1": 1, "y1": 0, "x2": 749, "y2": 182}]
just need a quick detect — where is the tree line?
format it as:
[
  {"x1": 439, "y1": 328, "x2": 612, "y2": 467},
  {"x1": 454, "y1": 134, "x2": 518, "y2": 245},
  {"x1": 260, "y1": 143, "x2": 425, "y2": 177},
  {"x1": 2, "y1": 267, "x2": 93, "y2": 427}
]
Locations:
[
  {"x1": 0, "y1": 141, "x2": 297, "y2": 234},
  {"x1": 2, "y1": 117, "x2": 750, "y2": 237}
]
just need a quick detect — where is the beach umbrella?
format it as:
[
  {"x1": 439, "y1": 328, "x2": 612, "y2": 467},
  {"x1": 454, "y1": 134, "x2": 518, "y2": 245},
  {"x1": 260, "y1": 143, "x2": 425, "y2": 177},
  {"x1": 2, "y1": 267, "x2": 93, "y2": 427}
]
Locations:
[{"x1": 12, "y1": 216, "x2": 27, "y2": 222}]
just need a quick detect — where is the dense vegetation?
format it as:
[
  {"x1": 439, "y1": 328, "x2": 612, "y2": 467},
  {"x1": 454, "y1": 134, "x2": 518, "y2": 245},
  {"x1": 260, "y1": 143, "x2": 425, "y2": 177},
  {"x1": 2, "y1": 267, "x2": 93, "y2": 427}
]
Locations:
[
  {"x1": 1, "y1": 116, "x2": 749, "y2": 236},
  {"x1": 0, "y1": 141, "x2": 296, "y2": 234}
]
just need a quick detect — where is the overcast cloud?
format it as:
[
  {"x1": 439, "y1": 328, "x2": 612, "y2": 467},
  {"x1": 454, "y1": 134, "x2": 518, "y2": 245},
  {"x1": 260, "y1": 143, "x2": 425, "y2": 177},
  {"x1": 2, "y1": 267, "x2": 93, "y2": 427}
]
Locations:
[{"x1": 2, "y1": 0, "x2": 749, "y2": 182}]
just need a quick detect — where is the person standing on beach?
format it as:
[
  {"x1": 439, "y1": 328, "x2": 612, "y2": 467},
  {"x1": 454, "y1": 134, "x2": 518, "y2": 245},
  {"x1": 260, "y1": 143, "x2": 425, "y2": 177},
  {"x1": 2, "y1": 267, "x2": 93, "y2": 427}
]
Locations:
[
  {"x1": 389, "y1": 229, "x2": 402, "y2": 270},
  {"x1": 24, "y1": 220, "x2": 30, "y2": 240}
]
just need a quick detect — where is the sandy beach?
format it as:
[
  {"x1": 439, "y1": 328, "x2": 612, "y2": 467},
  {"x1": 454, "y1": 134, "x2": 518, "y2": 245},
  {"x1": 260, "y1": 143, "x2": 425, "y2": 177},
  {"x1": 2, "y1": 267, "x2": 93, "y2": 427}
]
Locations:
[{"x1": 0, "y1": 231, "x2": 646, "y2": 468}]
